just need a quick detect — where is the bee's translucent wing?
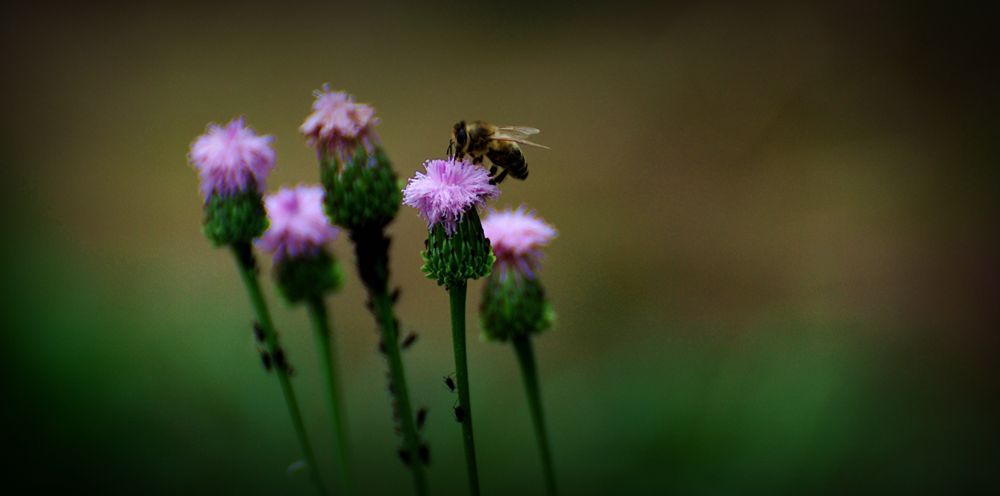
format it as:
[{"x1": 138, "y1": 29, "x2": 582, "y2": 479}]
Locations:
[
  {"x1": 492, "y1": 126, "x2": 550, "y2": 149},
  {"x1": 497, "y1": 126, "x2": 540, "y2": 136}
]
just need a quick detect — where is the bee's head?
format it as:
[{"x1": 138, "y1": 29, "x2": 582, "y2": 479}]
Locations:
[{"x1": 452, "y1": 121, "x2": 468, "y2": 155}]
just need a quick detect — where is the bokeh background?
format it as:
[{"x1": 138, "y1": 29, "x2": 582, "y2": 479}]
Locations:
[{"x1": 3, "y1": 1, "x2": 997, "y2": 494}]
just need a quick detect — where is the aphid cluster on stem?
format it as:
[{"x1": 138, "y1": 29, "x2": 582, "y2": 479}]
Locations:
[
  {"x1": 398, "y1": 443, "x2": 431, "y2": 467},
  {"x1": 397, "y1": 405, "x2": 431, "y2": 466},
  {"x1": 252, "y1": 321, "x2": 272, "y2": 372}
]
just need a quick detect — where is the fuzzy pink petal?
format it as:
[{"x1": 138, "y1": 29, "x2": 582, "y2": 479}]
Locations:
[
  {"x1": 257, "y1": 185, "x2": 339, "y2": 262},
  {"x1": 402, "y1": 158, "x2": 500, "y2": 234},
  {"x1": 481, "y1": 206, "x2": 556, "y2": 277},
  {"x1": 300, "y1": 84, "x2": 380, "y2": 162},
  {"x1": 188, "y1": 117, "x2": 276, "y2": 199}
]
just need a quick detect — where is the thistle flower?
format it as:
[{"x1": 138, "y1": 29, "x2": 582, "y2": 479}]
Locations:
[
  {"x1": 186, "y1": 118, "x2": 326, "y2": 493},
  {"x1": 189, "y1": 117, "x2": 276, "y2": 199},
  {"x1": 479, "y1": 207, "x2": 559, "y2": 495},
  {"x1": 480, "y1": 206, "x2": 556, "y2": 340},
  {"x1": 304, "y1": 85, "x2": 399, "y2": 231},
  {"x1": 303, "y1": 86, "x2": 429, "y2": 494},
  {"x1": 404, "y1": 158, "x2": 498, "y2": 287},
  {"x1": 404, "y1": 158, "x2": 498, "y2": 494},
  {"x1": 188, "y1": 117, "x2": 275, "y2": 246},
  {"x1": 482, "y1": 207, "x2": 557, "y2": 280},
  {"x1": 300, "y1": 84, "x2": 380, "y2": 164},
  {"x1": 258, "y1": 185, "x2": 340, "y2": 263},
  {"x1": 403, "y1": 158, "x2": 500, "y2": 236},
  {"x1": 258, "y1": 185, "x2": 343, "y2": 304}
]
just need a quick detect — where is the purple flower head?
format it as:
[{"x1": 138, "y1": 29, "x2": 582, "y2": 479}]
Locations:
[
  {"x1": 257, "y1": 185, "x2": 340, "y2": 262},
  {"x1": 482, "y1": 206, "x2": 557, "y2": 279},
  {"x1": 300, "y1": 84, "x2": 380, "y2": 163},
  {"x1": 188, "y1": 117, "x2": 276, "y2": 199},
  {"x1": 402, "y1": 158, "x2": 500, "y2": 235}
]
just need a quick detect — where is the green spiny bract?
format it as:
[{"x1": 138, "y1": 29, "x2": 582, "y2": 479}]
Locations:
[
  {"x1": 274, "y1": 250, "x2": 344, "y2": 304},
  {"x1": 480, "y1": 273, "x2": 554, "y2": 341},
  {"x1": 202, "y1": 189, "x2": 267, "y2": 246},
  {"x1": 421, "y1": 209, "x2": 494, "y2": 287},
  {"x1": 321, "y1": 144, "x2": 400, "y2": 231}
]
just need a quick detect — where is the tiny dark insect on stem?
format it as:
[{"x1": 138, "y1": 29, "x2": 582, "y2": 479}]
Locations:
[
  {"x1": 252, "y1": 321, "x2": 265, "y2": 343},
  {"x1": 418, "y1": 443, "x2": 430, "y2": 465},
  {"x1": 453, "y1": 405, "x2": 465, "y2": 423},
  {"x1": 401, "y1": 332, "x2": 418, "y2": 349},
  {"x1": 443, "y1": 375, "x2": 456, "y2": 393},
  {"x1": 416, "y1": 407, "x2": 428, "y2": 430},
  {"x1": 273, "y1": 348, "x2": 292, "y2": 375}
]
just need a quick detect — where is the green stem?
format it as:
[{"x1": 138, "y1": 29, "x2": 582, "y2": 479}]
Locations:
[
  {"x1": 449, "y1": 281, "x2": 480, "y2": 496},
  {"x1": 307, "y1": 296, "x2": 353, "y2": 494},
  {"x1": 230, "y1": 243, "x2": 327, "y2": 496},
  {"x1": 512, "y1": 335, "x2": 557, "y2": 496},
  {"x1": 374, "y1": 289, "x2": 429, "y2": 496}
]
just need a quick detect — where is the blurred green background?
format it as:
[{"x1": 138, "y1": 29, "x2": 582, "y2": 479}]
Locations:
[{"x1": 2, "y1": 1, "x2": 997, "y2": 494}]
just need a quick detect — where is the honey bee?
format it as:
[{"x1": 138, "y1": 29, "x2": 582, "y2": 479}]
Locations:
[{"x1": 448, "y1": 120, "x2": 549, "y2": 184}]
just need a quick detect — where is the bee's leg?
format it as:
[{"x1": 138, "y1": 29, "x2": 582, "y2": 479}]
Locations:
[
  {"x1": 489, "y1": 168, "x2": 509, "y2": 185},
  {"x1": 488, "y1": 165, "x2": 497, "y2": 177},
  {"x1": 446, "y1": 141, "x2": 453, "y2": 158},
  {"x1": 472, "y1": 155, "x2": 484, "y2": 165}
]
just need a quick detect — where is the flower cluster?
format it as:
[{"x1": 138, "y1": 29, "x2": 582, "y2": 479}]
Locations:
[
  {"x1": 402, "y1": 158, "x2": 499, "y2": 235},
  {"x1": 258, "y1": 185, "x2": 339, "y2": 263},
  {"x1": 189, "y1": 117, "x2": 275, "y2": 199},
  {"x1": 300, "y1": 84, "x2": 380, "y2": 163},
  {"x1": 482, "y1": 207, "x2": 557, "y2": 279}
]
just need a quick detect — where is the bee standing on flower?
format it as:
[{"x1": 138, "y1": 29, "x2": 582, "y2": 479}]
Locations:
[{"x1": 448, "y1": 120, "x2": 549, "y2": 184}]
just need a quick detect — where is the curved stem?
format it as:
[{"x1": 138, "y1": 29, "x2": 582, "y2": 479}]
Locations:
[
  {"x1": 512, "y1": 335, "x2": 557, "y2": 496},
  {"x1": 373, "y1": 289, "x2": 429, "y2": 496},
  {"x1": 307, "y1": 296, "x2": 353, "y2": 494},
  {"x1": 449, "y1": 281, "x2": 480, "y2": 496},
  {"x1": 230, "y1": 243, "x2": 327, "y2": 496}
]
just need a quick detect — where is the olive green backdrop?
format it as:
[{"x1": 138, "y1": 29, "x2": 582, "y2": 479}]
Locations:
[{"x1": 2, "y1": 1, "x2": 997, "y2": 494}]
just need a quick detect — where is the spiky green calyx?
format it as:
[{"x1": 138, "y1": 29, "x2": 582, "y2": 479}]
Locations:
[
  {"x1": 273, "y1": 250, "x2": 344, "y2": 304},
  {"x1": 480, "y1": 273, "x2": 555, "y2": 342},
  {"x1": 202, "y1": 189, "x2": 267, "y2": 246},
  {"x1": 421, "y1": 209, "x2": 494, "y2": 287},
  {"x1": 321, "y1": 144, "x2": 400, "y2": 231}
]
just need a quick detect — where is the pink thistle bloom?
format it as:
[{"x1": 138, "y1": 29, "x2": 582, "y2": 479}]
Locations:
[
  {"x1": 257, "y1": 185, "x2": 340, "y2": 262},
  {"x1": 299, "y1": 84, "x2": 380, "y2": 163},
  {"x1": 482, "y1": 207, "x2": 557, "y2": 279},
  {"x1": 188, "y1": 117, "x2": 276, "y2": 199},
  {"x1": 402, "y1": 158, "x2": 500, "y2": 235}
]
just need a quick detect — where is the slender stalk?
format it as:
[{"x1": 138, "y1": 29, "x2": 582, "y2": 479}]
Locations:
[
  {"x1": 230, "y1": 243, "x2": 327, "y2": 496},
  {"x1": 449, "y1": 281, "x2": 480, "y2": 496},
  {"x1": 306, "y1": 296, "x2": 353, "y2": 494},
  {"x1": 373, "y1": 288, "x2": 429, "y2": 496},
  {"x1": 512, "y1": 335, "x2": 557, "y2": 496}
]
